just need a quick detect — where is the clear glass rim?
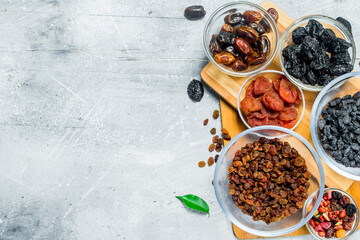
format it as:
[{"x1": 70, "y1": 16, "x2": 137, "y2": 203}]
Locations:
[
  {"x1": 202, "y1": 1, "x2": 279, "y2": 77},
  {"x1": 278, "y1": 15, "x2": 356, "y2": 92},
  {"x1": 236, "y1": 70, "x2": 306, "y2": 133},
  {"x1": 310, "y1": 71, "x2": 360, "y2": 180},
  {"x1": 213, "y1": 125, "x2": 325, "y2": 237},
  {"x1": 304, "y1": 187, "x2": 359, "y2": 239}
]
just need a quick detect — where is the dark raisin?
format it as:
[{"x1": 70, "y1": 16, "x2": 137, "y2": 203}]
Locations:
[
  {"x1": 292, "y1": 27, "x2": 308, "y2": 44},
  {"x1": 328, "y1": 63, "x2": 353, "y2": 76},
  {"x1": 215, "y1": 154, "x2": 219, "y2": 163},
  {"x1": 346, "y1": 203, "x2": 356, "y2": 216},
  {"x1": 223, "y1": 134, "x2": 231, "y2": 140},
  {"x1": 187, "y1": 79, "x2": 204, "y2": 102},
  {"x1": 304, "y1": 19, "x2": 324, "y2": 39},
  {"x1": 210, "y1": 128, "x2": 216, "y2": 135},
  {"x1": 332, "y1": 191, "x2": 342, "y2": 200},
  {"x1": 184, "y1": 5, "x2": 206, "y2": 20},
  {"x1": 336, "y1": 17, "x2": 352, "y2": 35},
  {"x1": 328, "y1": 38, "x2": 352, "y2": 54},
  {"x1": 203, "y1": 118, "x2": 209, "y2": 126}
]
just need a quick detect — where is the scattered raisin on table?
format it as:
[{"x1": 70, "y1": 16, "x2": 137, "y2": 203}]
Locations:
[
  {"x1": 223, "y1": 134, "x2": 231, "y2": 141},
  {"x1": 209, "y1": 144, "x2": 215, "y2": 152},
  {"x1": 215, "y1": 143, "x2": 222, "y2": 152},
  {"x1": 213, "y1": 110, "x2": 220, "y2": 119},
  {"x1": 221, "y1": 128, "x2": 229, "y2": 135},
  {"x1": 208, "y1": 157, "x2": 215, "y2": 166},
  {"x1": 198, "y1": 161, "x2": 206, "y2": 168},
  {"x1": 215, "y1": 154, "x2": 219, "y2": 163},
  {"x1": 210, "y1": 128, "x2": 216, "y2": 135},
  {"x1": 212, "y1": 135, "x2": 219, "y2": 143},
  {"x1": 203, "y1": 118, "x2": 209, "y2": 126}
]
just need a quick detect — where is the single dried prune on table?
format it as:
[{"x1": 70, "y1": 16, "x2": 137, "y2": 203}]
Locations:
[
  {"x1": 214, "y1": 52, "x2": 236, "y2": 65},
  {"x1": 244, "y1": 53, "x2": 266, "y2": 66},
  {"x1": 336, "y1": 17, "x2": 352, "y2": 35},
  {"x1": 319, "y1": 28, "x2": 336, "y2": 47},
  {"x1": 231, "y1": 58, "x2": 248, "y2": 71},
  {"x1": 184, "y1": 5, "x2": 206, "y2": 20},
  {"x1": 254, "y1": 76, "x2": 272, "y2": 95},
  {"x1": 250, "y1": 22, "x2": 265, "y2": 35},
  {"x1": 346, "y1": 203, "x2": 356, "y2": 216},
  {"x1": 243, "y1": 10, "x2": 262, "y2": 22},
  {"x1": 256, "y1": 35, "x2": 270, "y2": 56},
  {"x1": 267, "y1": 8, "x2": 278, "y2": 23},
  {"x1": 328, "y1": 38, "x2": 352, "y2": 54},
  {"x1": 279, "y1": 78, "x2": 298, "y2": 103},
  {"x1": 234, "y1": 38, "x2": 252, "y2": 55},
  {"x1": 292, "y1": 27, "x2": 308, "y2": 44},
  {"x1": 237, "y1": 26, "x2": 259, "y2": 43},
  {"x1": 328, "y1": 63, "x2": 353, "y2": 76},
  {"x1": 224, "y1": 45, "x2": 239, "y2": 57},
  {"x1": 221, "y1": 24, "x2": 235, "y2": 33},
  {"x1": 209, "y1": 34, "x2": 221, "y2": 55},
  {"x1": 187, "y1": 79, "x2": 204, "y2": 102},
  {"x1": 224, "y1": 13, "x2": 244, "y2": 25},
  {"x1": 305, "y1": 19, "x2": 324, "y2": 39},
  {"x1": 301, "y1": 36, "x2": 320, "y2": 61},
  {"x1": 309, "y1": 53, "x2": 331, "y2": 71},
  {"x1": 331, "y1": 52, "x2": 351, "y2": 64},
  {"x1": 241, "y1": 96, "x2": 263, "y2": 115},
  {"x1": 279, "y1": 105, "x2": 298, "y2": 121},
  {"x1": 262, "y1": 90, "x2": 284, "y2": 111}
]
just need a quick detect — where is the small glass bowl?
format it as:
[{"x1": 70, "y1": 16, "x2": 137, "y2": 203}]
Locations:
[
  {"x1": 279, "y1": 15, "x2": 356, "y2": 92},
  {"x1": 310, "y1": 71, "x2": 360, "y2": 180},
  {"x1": 237, "y1": 70, "x2": 305, "y2": 131},
  {"x1": 203, "y1": 1, "x2": 279, "y2": 77},
  {"x1": 213, "y1": 125, "x2": 325, "y2": 237},
  {"x1": 304, "y1": 188, "x2": 359, "y2": 239}
]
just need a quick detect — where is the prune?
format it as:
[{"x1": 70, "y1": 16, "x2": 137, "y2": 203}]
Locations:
[
  {"x1": 279, "y1": 105, "x2": 298, "y2": 121},
  {"x1": 328, "y1": 38, "x2": 352, "y2": 54},
  {"x1": 234, "y1": 38, "x2": 252, "y2": 55},
  {"x1": 241, "y1": 97, "x2": 263, "y2": 115},
  {"x1": 243, "y1": 10, "x2": 262, "y2": 22},
  {"x1": 332, "y1": 191, "x2": 342, "y2": 200},
  {"x1": 318, "y1": 74, "x2": 334, "y2": 86},
  {"x1": 209, "y1": 34, "x2": 221, "y2": 55},
  {"x1": 331, "y1": 52, "x2": 351, "y2": 64},
  {"x1": 339, "y1": 195, "x2": 350, "y2": 207},
  {"x1": 346, "y1": 203, "x2": 356, "y2": 216},
  {"x1": 319, "y1": 28, "x2": 336, "y2": 48},
  {"x1": 214, "y1": 52, "x2": 235, "y2": 65},
  {"x1": 254, "y1": 77, "x2": 272, "y2": 95},
  {"x1": 328, "y1": 63, "x2": 353, "y2": 76},
  {"x1": 244, "y1": 53, "x2": 266, "y2": 66},
  {"x1": 267, "y1": 8, "x2": 278, "y2": 23},
  {"x1": 184, "y1": 5, "x2": 206, "y2": 20},
  {"x1": 187, "y1": 79, "x2": 204, "y2": 102},
  {"x1": 224, "y1": 13, "x2": 244, "y2": 25},
  {"x1": 336, "y1": 17, "x2": 352, "y2": 35},
  {"x1": 301, "y1": 36, "x2": 320, "y2": 61},
  {"x1": 279, "y1": 78, "x2": 298, "y2": 103},
  {"x1": 305, "y1": 19, "x2": 324, "y2": 39},
  {"x1": 224, "y1": 45, "x2": 239, "y2": 57},
  {"x1": 217, "y1": 32, "x2": 236, "y2": 47},
  {"x1": 221, "y1": 24, "x2": 235, "y2": 33},
  {"x1": 309, "y1": 53, "x2": 331, "y2": 71},
  {"x1": 256, "y1": 35, "x2": 270, "y2": 56},
  {"x1": 305, "y1": 69, "x2": 318, "y2": 85},
  {"x1": 262, "y1": 90, "x2": 284, "y2": 111},
  {"x1": 237, "y1": 26, "x2": 259, "y2": 43},
  {"x1": 250, "y1": 22, "x2": 266, "y2": 35},
  {"x1": 292, "y1": 27, "x2": 308, "y2": 44},
  {"x1": 232, "y1": 58, "x2": 248, "y2": 71}
]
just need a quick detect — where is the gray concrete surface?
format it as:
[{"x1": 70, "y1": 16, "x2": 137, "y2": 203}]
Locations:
[{"x1": 0, "y1": 0, "x2": 359, "y2": 239}]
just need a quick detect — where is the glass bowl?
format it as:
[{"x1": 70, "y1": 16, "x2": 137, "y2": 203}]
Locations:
[
  {"x1": 213, "y1": 125, "x2": 325, "y2": 237},
  {"x1": 310, "y1": 71, "x2": 360, "y2": 180},
  {"x1": 304, "y1": 188, "x2": 359, "y2": 239},
  {"x1": 279, "y1": 15, "x2": 356, "y2": 92},
  {"x1": 203, "y1": 1, "x2": 279, "y2": 77},
  {"x1": 237, "y1": 70, "x2": 305, "y2": 131}
]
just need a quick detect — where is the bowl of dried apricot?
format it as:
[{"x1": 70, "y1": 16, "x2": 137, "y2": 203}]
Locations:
[
  {"x1": 237, "y1": 70, "x2": 305, "y2": 130},
  {"x1": 213, "y1": 125, "x2": 325, "y2": 237},
  {"x1": 203, "y1": 1, "x2": 279, "y2": 77}
]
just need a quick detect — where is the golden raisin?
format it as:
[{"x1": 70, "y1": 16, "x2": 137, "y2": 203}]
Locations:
[
  {"x1": 208, "y1": 157, "x2": 215, "y2": 166},
  {"x1": 209, "y1": 144, "x2": 215, "y2": 152},
  {"x1": 213, "y1": 110, "x2": 220, "y2": 119},
  {"x1": 198, "y1": 161, "x2": 206, "y2": 168},
  {"x1": 210, "y1": 128, "x2": 216, "y2": 135}
]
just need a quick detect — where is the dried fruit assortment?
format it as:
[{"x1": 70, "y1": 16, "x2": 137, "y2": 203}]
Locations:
[
  {"x1": 209, "y1": 8, "x2": 278, "y2": 71},
  {"x1": 240, "y1": 75, "x2": 302, "y2": 128},
  {"x1": 283, "y1": 19, "x2": 353, "y2": 86},
  {"x1": 308, "y1": 190, "x2": 357, "y2": 238},
  {"x1": 227, "y1": 137, "x2": 311, "y2": 224},
  {"x1": 319, "y1": 92, "x2": 360, "y2": 168}
]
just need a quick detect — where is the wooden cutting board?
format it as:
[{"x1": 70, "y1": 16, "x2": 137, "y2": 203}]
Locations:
[{"x1": 201, "y1": 1, "x2": 360, "y2": 238}]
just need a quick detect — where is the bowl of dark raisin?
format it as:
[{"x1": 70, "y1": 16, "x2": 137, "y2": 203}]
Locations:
[
  {"x1": 213, "y1": 125, "x2": 325, "y2": 237},
  {"x1": 203, "y1": 1, "x2": 279, "y2": 77},
  {"x1": 311, "y1": 71, "x2": 360, "y2": 181},
  {"x1": 304, "y1": 188, "x2": 359, "y2": 239},
  {"x1": 279, "y1": 15, "x2": 356, "y2": 92}
]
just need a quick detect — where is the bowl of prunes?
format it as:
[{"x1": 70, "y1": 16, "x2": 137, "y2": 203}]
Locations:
[
  {"x1": 279, "y1": 15, "x2": 356, "y2": 92},
  {"x1": 310, "y1": 71, "x2": 360, "y2": 181},
  {"x1": 203, "y1": 1, "x2": 279, "y2": 77}
]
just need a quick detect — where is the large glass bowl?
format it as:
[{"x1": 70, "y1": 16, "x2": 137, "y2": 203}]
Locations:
[
  {"x1": 237, "y1": 70, "x2": 305, "y2": 131},
  {"x1": 310, "y1": 71, "x2": 360, "y2": 180},
  {"x1": 213, "y1": 125, "x2": 325, "y2": 237},
  {"x1": 203, "y1": 1, "x2": 279, "y2": 77},
  {"x1": 304, "y1": 188, "x2": 359, "y2": 240},
  {"x1": 279, "y1": 15, "x2": 356, "y2": 92}
]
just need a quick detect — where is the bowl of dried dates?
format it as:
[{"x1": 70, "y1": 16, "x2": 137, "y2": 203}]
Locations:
[
  {"x1": 305, "y1": 188, "x2": 359, "y2": 239},
  {"x1": 237, "y1": 70, "x2": 305, "y2": 130},
  {"x1": 203, "y1": 1, "x2": 279, "y2": 77},
  {"x1": 279, "y1": 15, "x2": 356, "y2": 92},
  {"x1": 311, "y1": 71, "x2": 360, "y2": 181},
  {"x1": 213, "y1": 125, "x2": 325, "y2": 237}
]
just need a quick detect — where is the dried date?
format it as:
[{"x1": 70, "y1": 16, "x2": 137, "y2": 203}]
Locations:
[{"x1": 184, "y1": 5, "x2": 206, "y2": 20}]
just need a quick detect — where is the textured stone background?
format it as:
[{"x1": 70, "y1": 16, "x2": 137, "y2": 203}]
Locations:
[{"x1": 0, "y1": 0, "x2": 359, "y2": 239}]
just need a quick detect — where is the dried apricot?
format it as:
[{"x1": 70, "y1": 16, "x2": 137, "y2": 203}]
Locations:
[
  {"x1": 293, "y1": 88, "x2": 303, "y2": 105},
  {"x1": 278, "y1": 105, "x2": 298, "y2": 121},
  {"x1": 279, "y1": 78, "x2": 298, "y2": 104},
  {"x1": 262, "y1": 91, "x2": 284, "y2": 112},
  {"x1": 240, "y1": 97, "x2": 263, "y2": 115},
  {"x1": 246, "y1": 81, "x2": 256, "y2": 98},
  {"x1": 248, "y1": 112, "x2": 267, "y2": 119},
  {"x1": 279, "y1": 119, "x2": 297, "y2": 129},
  {"x1": 261, "y1": 107, "x2": 279, "y2": 119},
  {"x1": 254, "y1": 77, "x2": 272, "y2": 96},
  {"x1": 248, "y1": 115, "x2": 269, "y2": 127},
  {"x1": 273, "y1": 75, "x2": 284, "y2": 92}
]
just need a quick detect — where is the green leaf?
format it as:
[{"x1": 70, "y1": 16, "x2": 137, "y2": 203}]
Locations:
[{"x1": 176, "y1": 194, "x2": 209, "y2": 216}]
